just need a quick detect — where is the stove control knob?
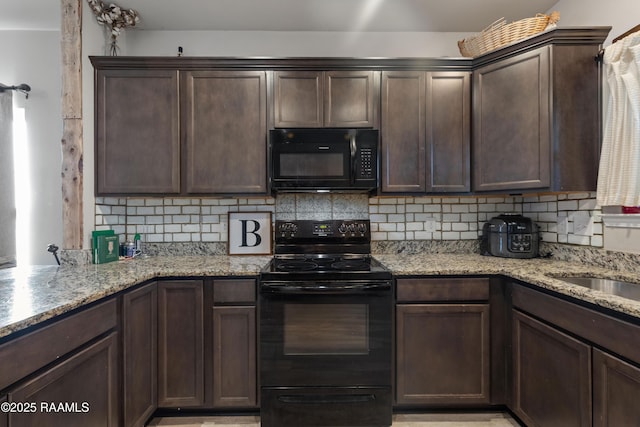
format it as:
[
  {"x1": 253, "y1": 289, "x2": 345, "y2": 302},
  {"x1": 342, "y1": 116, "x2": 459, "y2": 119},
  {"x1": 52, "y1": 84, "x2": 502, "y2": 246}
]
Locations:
[
  {"x1": 338, "y1": 223, "x2": 348, "y2": 234},
  {"x1": 357, "y1": 223, "x2": 367, "y2": 234},
  {"x1": 348, "y1": 223, "x2": 356, "y2": 233},
  {"x1": 279, "y1": 222, "x2": 297, "y2": 236}
]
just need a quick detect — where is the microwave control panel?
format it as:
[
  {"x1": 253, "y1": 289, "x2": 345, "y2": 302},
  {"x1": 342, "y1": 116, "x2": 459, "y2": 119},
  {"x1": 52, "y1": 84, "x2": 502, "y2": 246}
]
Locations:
[{"x1": 358, "y1": 148, "x2": 374, "y2": 179}]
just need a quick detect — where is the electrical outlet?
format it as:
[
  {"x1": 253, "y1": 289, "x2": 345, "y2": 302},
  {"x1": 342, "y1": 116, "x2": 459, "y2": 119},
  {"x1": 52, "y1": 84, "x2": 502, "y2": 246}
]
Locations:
[
  {"x1": 557, "y1": 216, "x2": 568, "y2": 235},
  {"x1": 573, "y1": 211, "x2": 593, "y2": 236},
  {"x1": 424, "y1": 218, "x2": 437, "y2": 232}
]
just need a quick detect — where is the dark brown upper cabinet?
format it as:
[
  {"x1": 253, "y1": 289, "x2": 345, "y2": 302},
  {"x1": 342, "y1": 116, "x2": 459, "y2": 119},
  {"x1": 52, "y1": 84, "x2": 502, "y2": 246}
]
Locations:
[
  {"x1": 473, "y1": 40, "x2": 604, "y2": 192},
  {"x1": 182, "y1": 70, "x2": 267, "y2": 194},
  {"x1": 273, "y1": 70, "x2": 379, "y2": 128},
  {"x1": 93, "y1": 64, "x2": 268, "y2": 196},
  {"x1": 381, "y1": 71, "x2": 470, "y2": 194},
  {"x1": 95, "y1": 68, "x2": 181, "y2": 195},
  {"x1": 92, "y1": 28, "x2": 609, "y2": 196}
]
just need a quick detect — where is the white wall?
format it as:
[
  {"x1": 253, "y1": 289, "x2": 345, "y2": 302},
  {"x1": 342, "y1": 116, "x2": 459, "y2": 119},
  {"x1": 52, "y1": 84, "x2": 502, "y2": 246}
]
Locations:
[
  {"x1": 124, "y1": 30, "x2": 468, "y2": 58},
  {"x1": 551, "y1": 0, "x2": 638, "y2": 47},
  {"x1": 0, "y1": 30, "x2": 63, "y2": 265}
]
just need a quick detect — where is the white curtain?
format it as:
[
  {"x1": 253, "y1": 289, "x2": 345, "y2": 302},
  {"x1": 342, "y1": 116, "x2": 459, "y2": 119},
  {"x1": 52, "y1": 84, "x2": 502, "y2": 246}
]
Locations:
[
  {"x1": 597, "y1": 31, "x2": 640, "y2": 207},
  {"x1": 0, "y1": 92, "x2": 16, "y2": 268}
]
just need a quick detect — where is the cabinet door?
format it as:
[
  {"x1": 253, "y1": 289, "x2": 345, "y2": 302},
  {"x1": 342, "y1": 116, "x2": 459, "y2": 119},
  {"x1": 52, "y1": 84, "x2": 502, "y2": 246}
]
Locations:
[
  {"x1": 472, "y1": 46, "x2": 551, "y2": 192},
  {"x1": 593, "y1": 348, "x2": 640, "y2": 427},
  {"x1": 380, "y1": 71, "x2": 426, "y2": 193},
  {"x1": 122, "y1": 282, "x2": 157, "y2": 427},
  {"x1": 426, "y1": 72, "x2": 470, "y2": 192},
  {"x1": 183, "y1": 71, "x2": 267, "y2": 194},
  {"x1": 0, "y1": 396, "x2": 7, "y2": 427},
  {"x1": 96, "y1": 69, "x2": 180, "y2": 195},
  {"x1": 9, "y1": 333, "x2": 119, "y2": 427},
  {"x1": 273, "y1": 71, "x2": 323, "y2": 127},
  {"x1": 325, "y1": 71, "x2": 378, "y2": 127},
  {"x1": 212, "y1": 306, "x2": 257, "y2": 408},
  {"x1": 158, "y1": 280, "x2": 204, "y2": 407},
  {"x1": 512, "y1": 310, "x2": 591, "y2": 427},
  {"x1": 396, "y1": 304, "x2": 490, "y2": 405}
]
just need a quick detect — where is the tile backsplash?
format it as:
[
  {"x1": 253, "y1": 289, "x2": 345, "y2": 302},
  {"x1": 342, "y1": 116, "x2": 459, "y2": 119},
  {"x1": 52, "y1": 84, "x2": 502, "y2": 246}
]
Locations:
[{"x1": 95, "y1": 192, "x2": 602, "y2": 249}]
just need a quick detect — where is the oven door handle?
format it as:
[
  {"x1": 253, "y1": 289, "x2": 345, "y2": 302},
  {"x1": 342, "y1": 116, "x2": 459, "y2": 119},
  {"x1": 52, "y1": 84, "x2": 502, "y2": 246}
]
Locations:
[
  {"x1": 261, "y1": 281, "x2": 391, "y2": 294},
  {"x1": 278, "y1": 393, "x2": 376, "y2": 404}
]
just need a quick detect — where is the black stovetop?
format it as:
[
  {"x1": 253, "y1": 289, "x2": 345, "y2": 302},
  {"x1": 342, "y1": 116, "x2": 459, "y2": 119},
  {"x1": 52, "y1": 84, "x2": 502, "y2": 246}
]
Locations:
[{"x1": 260, "y1": 219, "x2": 391, "y2": 281}]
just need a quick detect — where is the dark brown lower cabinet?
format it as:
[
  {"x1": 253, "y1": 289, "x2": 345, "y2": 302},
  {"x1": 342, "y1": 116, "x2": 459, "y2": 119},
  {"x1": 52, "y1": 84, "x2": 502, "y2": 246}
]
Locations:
[
  {"x1": 212, "y1": 306, "x2": 257, "y2": 408},
  {"x1": 8, "y1": 333, "x2": 119, "y2": 427},
  {"x1": 0, "y1": 396, "x2": 7, "y2": 427},
  {"x1": 212, "y1": 279, "x2": 257, "y2": 409},
  {"x1": 512, "y1": 309, "x2": 592, "y2": 427},
  {"x1": 593, "y1": 348, "x2": 640, "y2": 427},
  {"x1": 158, "y1": 280, "x2": 204, "y2": 408},
  {"x1": 396, "y1": 304, "x2": 491, "y2": 405},
  {"x1": 123, "y1": 282, "x2": 157, "y2": 427},
  {"x1": 395, "y1": 277, "x2": 492, "y2": 406}
]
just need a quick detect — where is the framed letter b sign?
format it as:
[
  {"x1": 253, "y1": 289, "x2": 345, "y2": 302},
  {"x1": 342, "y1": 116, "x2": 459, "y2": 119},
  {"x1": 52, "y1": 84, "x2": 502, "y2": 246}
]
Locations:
[{"x1": 228, "y1": 212, "x2": 272, "y2": 255}]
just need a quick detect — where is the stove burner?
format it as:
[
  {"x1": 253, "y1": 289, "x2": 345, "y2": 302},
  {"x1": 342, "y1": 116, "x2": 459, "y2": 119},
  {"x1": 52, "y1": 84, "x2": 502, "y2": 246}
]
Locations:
[
  {"x1": 276, "y1": 261, "x2": 319, "y2": 271},
  {"x1": 331, "y1": 260, "x2": 370, "y2": 271}
]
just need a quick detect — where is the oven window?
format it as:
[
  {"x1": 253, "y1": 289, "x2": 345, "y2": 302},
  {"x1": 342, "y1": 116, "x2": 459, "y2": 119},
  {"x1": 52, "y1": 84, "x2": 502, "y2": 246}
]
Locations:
[
  {"x1": 279, "y1": 153, "x2": 344, "y2": 177},
  {"x1": 284, "y1": 303, "x2": 369, "y2": 355}
]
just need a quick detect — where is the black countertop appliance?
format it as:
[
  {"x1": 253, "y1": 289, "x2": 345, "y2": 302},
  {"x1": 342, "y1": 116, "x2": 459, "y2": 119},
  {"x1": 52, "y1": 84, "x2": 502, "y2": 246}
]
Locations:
[{"x1": 481, "y1": 214, "x2": 540, "y2": 258}]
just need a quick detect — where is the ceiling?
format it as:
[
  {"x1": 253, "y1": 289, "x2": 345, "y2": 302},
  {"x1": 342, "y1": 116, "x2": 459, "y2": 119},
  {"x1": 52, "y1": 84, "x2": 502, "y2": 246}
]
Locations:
[{"x1": 2, "y1": 0, "x2": 560, "y2": 33}]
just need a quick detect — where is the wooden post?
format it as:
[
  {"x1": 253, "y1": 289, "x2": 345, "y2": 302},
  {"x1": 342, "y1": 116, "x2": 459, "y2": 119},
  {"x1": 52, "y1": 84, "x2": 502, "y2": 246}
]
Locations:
[{"x1": 61, "y1": 0, "x2": 83, "y2": 249}]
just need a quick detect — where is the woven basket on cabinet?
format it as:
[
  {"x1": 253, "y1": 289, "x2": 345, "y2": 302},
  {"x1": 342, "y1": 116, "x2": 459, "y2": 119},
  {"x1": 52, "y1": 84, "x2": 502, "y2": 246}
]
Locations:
[{"x1": 458, "y1": 11, "x2": 560, "y2": 58}]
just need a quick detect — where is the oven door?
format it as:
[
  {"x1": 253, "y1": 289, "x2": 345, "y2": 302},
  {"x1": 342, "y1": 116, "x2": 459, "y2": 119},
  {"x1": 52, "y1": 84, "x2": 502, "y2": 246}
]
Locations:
[{"x1": 260, "y1": 280, "x2": 392, "y2": 387}]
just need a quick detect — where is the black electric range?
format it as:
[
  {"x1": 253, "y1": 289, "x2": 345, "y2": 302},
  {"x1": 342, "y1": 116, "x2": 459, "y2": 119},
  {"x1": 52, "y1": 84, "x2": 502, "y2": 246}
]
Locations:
[{"x1": 259, "y1": 219, "x2": 393, "y2": 427}]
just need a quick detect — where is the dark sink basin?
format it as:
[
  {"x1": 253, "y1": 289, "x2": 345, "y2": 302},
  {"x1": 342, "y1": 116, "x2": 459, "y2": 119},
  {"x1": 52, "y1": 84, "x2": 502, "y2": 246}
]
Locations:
[{"x1": 555, "y1": 277, "x2": 640, "y2": 302}]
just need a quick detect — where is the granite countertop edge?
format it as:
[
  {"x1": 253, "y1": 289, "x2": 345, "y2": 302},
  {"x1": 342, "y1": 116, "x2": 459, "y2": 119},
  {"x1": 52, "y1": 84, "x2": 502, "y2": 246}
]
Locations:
[{"x1": 2, "y1": 253, "x2": 640, "y2": 340}]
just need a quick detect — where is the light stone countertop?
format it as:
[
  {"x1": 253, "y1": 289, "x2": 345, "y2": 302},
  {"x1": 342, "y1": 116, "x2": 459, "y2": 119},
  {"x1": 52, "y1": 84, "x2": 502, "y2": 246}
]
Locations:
[
  {"x1": 0, "y1": 255, "x2": 272, "y2": 339},
  {"x1": 2, "y1": 253, "x2": 640, "y2": 340},
  {"x1": 376, "y1": 253, "x2": 640, "y2": 318}
]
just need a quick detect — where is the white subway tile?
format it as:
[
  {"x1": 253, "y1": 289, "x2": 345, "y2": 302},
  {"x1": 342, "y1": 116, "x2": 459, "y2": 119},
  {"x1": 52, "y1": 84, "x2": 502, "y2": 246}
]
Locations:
[
  {"x1": 558, "y1": 200, "x2": 578, "y2": 211},
  {"x1": 414, "y1": 231, "x2": 433, "y2": 240},
  {"x1": 182, "y1": 224, "x2": 200, "y2": 233},
  {"x1": 541, "y1": 232, "x2": 557, "y2": 243},
  {"x1": 371, "y1": 232, "x2": 387, "y2": 240},
  {"x1": 442, "y1": 231, "x2": 460, "y2": 240},
  {"x1": 202, "y1": 233, "x2": 221, "y2": 242},
  {"x1": 452, "y1": 223, "x2": 469, "y2": 231},
  {"x1": 165, "y1": 224, "x2": 181, "y2": 233},
  {"x1": 406, "y1": 222, "x2": 424, "y2": 231},
  {"x1": 387, "y1": 232, "x2": 406, "y2": 240},
  {"x1": 378, "y1": 205, "x2": 397, "y2": 214},
  {"x1": 173, "y1": 233, "x2": 192, "y2": 242},
  {"x1": 460, "y1": 231, "x2": 479, "y2": 240},
  {"x1": 388, "y1": 214, "x2": 405, "y2": 223},
  {"x1": 568, "y1": 234, "x2": 591, "y2": 245},
  {"x1": 590, "y1": 235, "x2": 604, "y2": 247},
  {"x1": 379, "y1": 223, "x2": 397, "y2": 232}
]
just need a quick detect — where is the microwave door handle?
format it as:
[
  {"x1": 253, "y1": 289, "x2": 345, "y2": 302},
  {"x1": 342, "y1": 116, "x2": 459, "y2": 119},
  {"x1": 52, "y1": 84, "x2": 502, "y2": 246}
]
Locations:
[{"x1": 350, "y1": 134, "x2": 357, "y2": 184}]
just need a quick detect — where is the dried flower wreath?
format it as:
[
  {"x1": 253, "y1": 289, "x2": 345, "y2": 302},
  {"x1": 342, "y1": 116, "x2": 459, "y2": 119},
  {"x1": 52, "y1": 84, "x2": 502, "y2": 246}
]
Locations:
[{"x1": 87, "y1": 0, "x2": 140, "y2": 55}]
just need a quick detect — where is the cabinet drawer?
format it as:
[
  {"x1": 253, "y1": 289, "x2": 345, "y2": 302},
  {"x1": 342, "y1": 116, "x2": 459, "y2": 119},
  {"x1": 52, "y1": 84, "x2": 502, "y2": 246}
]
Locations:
[
  {"x1": 213, "y1": 279, "x2": 256, "y2": 304},
  {"x1": 0, "y1": 298, "x2": 117, "y2": 391},
  {"x1": 397, "y1": 277, "x2": 490, "y2": 302}
]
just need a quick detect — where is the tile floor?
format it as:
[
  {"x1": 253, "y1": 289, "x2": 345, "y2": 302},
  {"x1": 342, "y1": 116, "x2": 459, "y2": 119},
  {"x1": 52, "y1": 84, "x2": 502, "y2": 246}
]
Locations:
[{"x1": 148, "y1": 412, "x2": 522, "y2": 426}]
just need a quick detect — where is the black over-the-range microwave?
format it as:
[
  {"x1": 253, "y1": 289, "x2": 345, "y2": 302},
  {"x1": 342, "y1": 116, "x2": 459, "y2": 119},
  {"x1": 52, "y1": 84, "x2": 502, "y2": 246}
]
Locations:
[{"x1": 269, "y1": 128, "x2": 379, "y2": 193}]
